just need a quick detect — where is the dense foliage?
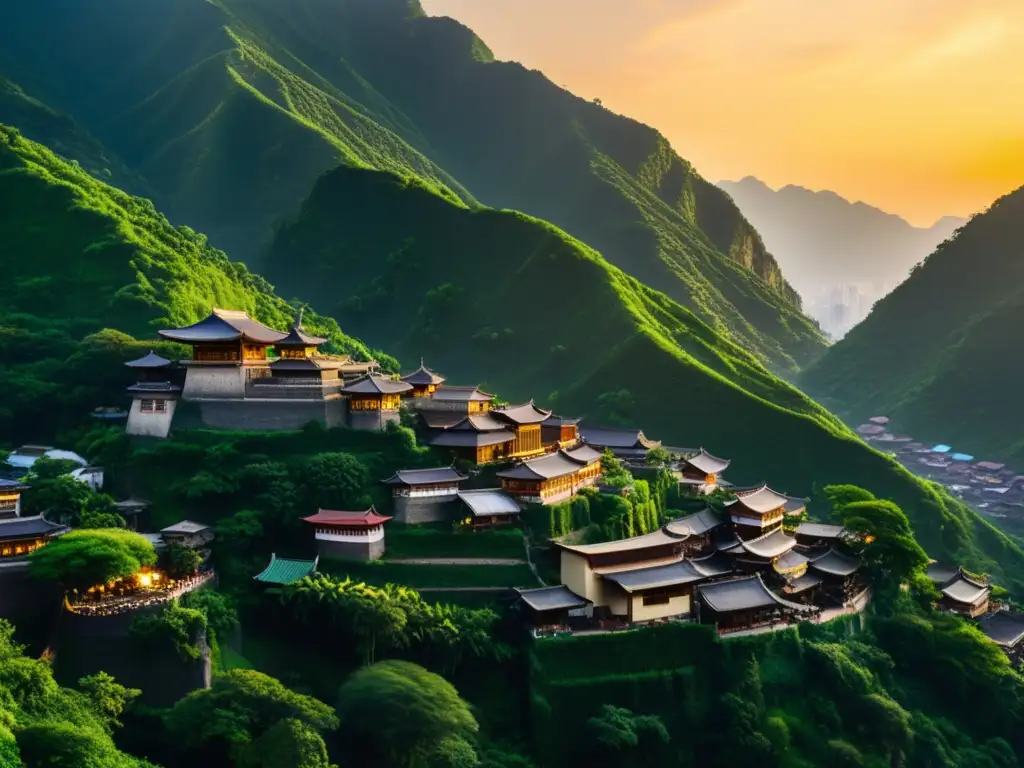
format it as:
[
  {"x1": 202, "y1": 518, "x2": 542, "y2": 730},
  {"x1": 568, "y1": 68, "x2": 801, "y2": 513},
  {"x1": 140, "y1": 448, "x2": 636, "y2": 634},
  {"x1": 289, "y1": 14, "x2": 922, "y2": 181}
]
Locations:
[
  {"x1": 804, "y1": 185, "x2": 1024, "y2": 462},
  {"x1": 29, "y1": 528, "x2": 157, "y2": 591}
]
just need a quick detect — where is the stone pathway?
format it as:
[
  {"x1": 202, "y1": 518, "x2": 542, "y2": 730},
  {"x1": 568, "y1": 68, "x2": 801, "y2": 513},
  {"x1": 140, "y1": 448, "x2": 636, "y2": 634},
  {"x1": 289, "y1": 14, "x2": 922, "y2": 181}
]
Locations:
[{"x1": 386, "y1": 557, "x2": 526, "y2": 566}]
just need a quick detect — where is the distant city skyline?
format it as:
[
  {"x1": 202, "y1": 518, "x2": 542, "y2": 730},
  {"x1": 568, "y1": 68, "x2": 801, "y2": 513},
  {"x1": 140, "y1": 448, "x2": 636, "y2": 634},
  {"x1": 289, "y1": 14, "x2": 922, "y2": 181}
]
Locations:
[{"x1": 423, "y1": 0, "x2": 1024, "y2": 226}]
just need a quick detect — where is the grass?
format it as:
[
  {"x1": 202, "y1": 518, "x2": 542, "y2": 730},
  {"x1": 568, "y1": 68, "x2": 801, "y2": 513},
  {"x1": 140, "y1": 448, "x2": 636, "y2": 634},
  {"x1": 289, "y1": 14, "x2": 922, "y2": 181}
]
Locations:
[
  {"x1": 384, "y1": 523, "x2": 525, "y2": 559},
  {"x1": 318, "y1": 558, "x2": 540, "y2": 589}
]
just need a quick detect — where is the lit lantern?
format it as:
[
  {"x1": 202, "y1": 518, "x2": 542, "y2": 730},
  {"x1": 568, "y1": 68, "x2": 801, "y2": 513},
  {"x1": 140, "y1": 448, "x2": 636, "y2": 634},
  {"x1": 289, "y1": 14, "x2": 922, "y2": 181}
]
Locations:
[{"x1": 138, "y1": 572, "x2": 153, "y2": 587}]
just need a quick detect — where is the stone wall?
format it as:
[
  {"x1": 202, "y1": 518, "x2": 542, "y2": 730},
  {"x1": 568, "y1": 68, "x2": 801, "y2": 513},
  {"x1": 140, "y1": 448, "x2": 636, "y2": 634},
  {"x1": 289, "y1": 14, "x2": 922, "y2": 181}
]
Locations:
[
  {"x1": 393, "y1": 495, "x2": 457, "y2": 524},
  {"x1": 316, "y1": 537, "x2": 385, "y2": 561},
  {"x1": 348, "y1": 409, "x2": 400, "y2": 432},
  {"x1": 126, "y1": 398, "x2": 177, "y2": 438},
  {"x1": 173, "y1": 399, "x2": 346, "y2": 431},
  {"x1": 182, "y1": 365, "x2": 248, "y2": 399}
]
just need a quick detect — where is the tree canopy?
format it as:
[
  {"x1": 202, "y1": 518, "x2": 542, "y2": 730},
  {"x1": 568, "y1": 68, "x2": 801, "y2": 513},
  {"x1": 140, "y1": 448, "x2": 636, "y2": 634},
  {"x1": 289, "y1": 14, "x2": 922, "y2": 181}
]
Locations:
[{"x1": 28, "y1": 528, "x2": 156, "y2": 590}]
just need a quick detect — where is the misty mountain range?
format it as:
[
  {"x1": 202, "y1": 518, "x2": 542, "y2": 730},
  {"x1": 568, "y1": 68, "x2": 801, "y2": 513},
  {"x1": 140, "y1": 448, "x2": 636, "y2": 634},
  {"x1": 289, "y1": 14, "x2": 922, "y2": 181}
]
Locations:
[{"x1": 718, "y1": 176, "x2": 967, "y2": 338}]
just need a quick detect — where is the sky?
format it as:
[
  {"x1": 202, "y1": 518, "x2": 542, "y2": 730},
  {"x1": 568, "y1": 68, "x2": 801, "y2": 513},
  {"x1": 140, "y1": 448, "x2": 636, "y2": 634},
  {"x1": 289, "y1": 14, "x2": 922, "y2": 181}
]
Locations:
[{"x1": 421, "y1": 0, "x2": 1024, "y2": 226}]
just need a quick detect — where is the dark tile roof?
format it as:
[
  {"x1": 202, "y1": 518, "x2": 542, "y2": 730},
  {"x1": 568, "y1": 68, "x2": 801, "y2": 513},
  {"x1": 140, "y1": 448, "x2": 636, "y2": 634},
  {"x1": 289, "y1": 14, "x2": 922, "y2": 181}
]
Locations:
[
  {"x1": 809, "y1": 549, "x2": 862, "y2": 577},
  {"x1": 784, "y1": 572, "x2": 823, "y2": 594},
  {"x1": 516, "y1": 585, "x2": 589, "y2": 612},
  {"x1": 558, "y1": 528, "x2": 682, "y2": 556},
  {"x1": 161, "y1": 520, "x2": 211, "y2": 535},
  {"x1": 419, "y1": 411, "x2": 465, "y2": 430},
  {"x1": 159, "y1": 308, "x2": 288, "y2": 345},
  {"x1": 682, "y1": 448, "x2": 731, "y2": 475},
  {"x1": 725, "y1": 484, "x2": 791, "y2": 515},
  {"x1": 491, "y1": 400, "x2": 553, "y2": 426},
  {"x1": 979, "y1": 611, "x2": 1024, "y2": 647},
  {"x1": 497, "y1": 448, "x2": 600, "y2": 481},
  {"x1": 562, "y1": 444, "x2": 603, "y2": 465},
  {"x1": 773, "y1": 550, "x2": 809, "y2": 574},
  {"x1": 543, "y1": 415, "x2": 581, "y2": 427},
  {"x1": 431, "y1": 385, "x2": 494, "y2": 402},
  {"x1": 340, "y1": 374, "x2": 413, "y2": 395},
  {"x1": 580, "y1": 427, "x2": 660, "y2": 449},
  {"x1": 448, "y1": 414, "x2": 508, "y2": 432},
  {"x1": 276, "y1": 320, "x2": 327, "y2": 347},
  {"x1": 698, "y1": 574, "x2": 814, "y2": 613},
  {"x1": 126, "y1": 381, "x2": 182, "y2": 394},
  {"x1": 431, "y1": 431, "x2": 516, "y2": 448},
  {"x1": 601, "y1": 560, "x2": 705, "y2": 592},
  {"x1": 0, "y1": 479, "x2": 29, "y2": 492},
  {"x1": 783, "y1": 496, "x2": 809, "y2": 514},
  {"x1": 690, "y1": 551, "x2": 735, "y2": 578},
  {"x1": 124, "y1": 351, "x2": 172, "y2": 369},
  {"x1": 458, "y1": 490, "x2": 522, "y2": 517},
  {"x1": 664, "y1": 508, "x2": 723, "y2": 538},
  {"x1": 400, "y1": 362, "x2": 446, "y2": 386},
  {"x1": 381, "y1": 467, "x2": 468, "y2": 486},
  {"x1": 926, "y1": 562, "x2": 961, "y2": 586},
  {"x1": 738, "y1": 528, "x2": 797, "y2": 559},
  {"x1": 0, "y1": 515, "x2": 68, "y2": 540},
  {"x1": 253, "y1": 554, "x2": 318, "y2": 585},
  {"x1": 941, "y1": 574, "x2": 990, "y2": 606},
  {"x1": 795, "y1": 522, "x2": 847, "y2": 540}
]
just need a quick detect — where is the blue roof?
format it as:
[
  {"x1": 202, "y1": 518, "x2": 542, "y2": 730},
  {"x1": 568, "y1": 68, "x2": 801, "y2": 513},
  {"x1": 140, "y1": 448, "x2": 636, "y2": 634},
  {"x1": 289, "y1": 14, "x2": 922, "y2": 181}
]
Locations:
[
  {"x1": 931, "y1": 445, "x2": 952, "y2": 453},
  {"x1": 951, "y1": 453, "x2": 974, "y2": 462}
]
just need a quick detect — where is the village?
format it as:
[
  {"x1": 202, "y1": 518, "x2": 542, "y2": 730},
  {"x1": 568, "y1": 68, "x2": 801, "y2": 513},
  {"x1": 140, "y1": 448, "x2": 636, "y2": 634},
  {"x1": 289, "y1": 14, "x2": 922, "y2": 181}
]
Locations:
[{"x1": 1, "y1": 308, "x2": 1022, "y2": 664}]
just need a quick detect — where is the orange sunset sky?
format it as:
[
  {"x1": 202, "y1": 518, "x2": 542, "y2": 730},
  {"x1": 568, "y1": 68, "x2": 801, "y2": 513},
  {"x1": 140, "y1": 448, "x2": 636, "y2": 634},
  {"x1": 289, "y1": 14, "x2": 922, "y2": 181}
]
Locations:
[{"x1": 422, "y1": 0, "x2": 1024, "y2": 226}]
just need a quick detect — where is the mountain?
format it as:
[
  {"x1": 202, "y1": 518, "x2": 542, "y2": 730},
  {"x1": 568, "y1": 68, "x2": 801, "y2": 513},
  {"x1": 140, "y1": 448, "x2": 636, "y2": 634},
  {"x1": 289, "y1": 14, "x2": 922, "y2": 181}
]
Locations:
[
  {"x1": 719, "y1": 177, "x2": 967, "y2": 337},
  {"x1": 0, "y1": 0, "x2": 825, "y2": 372},
  {"x1": 802, "y1": 185, "x2": 1024, "y2": 463},
  {"x1": 0, "y1": 124, "x2": 387, "y2": 443},
  {"x1": 265, "y1": 162, "x2": 1024, "y2": 591}
]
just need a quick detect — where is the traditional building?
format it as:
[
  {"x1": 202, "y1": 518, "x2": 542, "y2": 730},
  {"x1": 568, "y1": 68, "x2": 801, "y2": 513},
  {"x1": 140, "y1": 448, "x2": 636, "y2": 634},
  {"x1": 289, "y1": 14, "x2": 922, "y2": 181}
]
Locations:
[
  {"x1": 124, "y1": 351, "x2": 182, "y2": 438},
  {"x1": 724, "y1": 485, "x2": 789, "y2": 540},
  {"x1": 783, "y1": 495, "x2": 809, "y2": 518},
  {"x1": 795, "y1": 522, "x2": 847, "y2": 547},
  {"x1": 254, "y1": 554, "x2": 319, "y2": 586},
  {"x1": 515, "y1": 586, "x2": 590, "y2": 634},
  {"x1": 808, "y1": 549, "x2": 865, "y2": 604},
  {"x1": 933, "y1": 568, "x2": 991, "y2": 618},
  {"x1": 420, "y1": 385, "x2": 495, "y2": 414},
  {"x1": 430, "y1": 414, "x2": 516, "y2": 465},
  {"x1": 381, "y1": 467, "x2": 468, "y2": 523},
  {"x1": 456, "y1": 489, "x2": 521, "y2": 528},
  {"x1": 662, "y1": 508, "x2": 725, "y2": 557},
  {"x1": 400, "y1": 361, "x2": 445, "y2": 398},
  {"x1": 580, "y1": 427, "x2": 661, "y2": 461},
  {"x1": 113, "y1": 499, "x2": 149, "y2": 532},
  {"x1": 724, "y1": 528, "x2": 799, "y2": 572},
  {"x1": 979, "y1": 611, "x2": 1024, "y2": 665},
  {"x1": 490, "y1": 401, "x2": 552, "y2": 459},
  {"x1": 340, "y1": 375, "x2": 413, "y2": 431},
  {"x1": 0, "y1": 480, "x2": 28, "y2": 520},
  {"x1": 696, "y1": 574, "x2": 817, "y2": 634},
  {"x1": 0, "y1": 515, "x2": 68, "y2": 559},
  {"x1": 497, "y1": 445, "x2": 603, "y2": 505},
  {"x1": 678, "y1": 448, "x2": 731, "y2": 492},
  {"x1": 160, "y1": 521, "x2": 214, "y2": 550},
  {"x1": 541, "y1": 416, "x2": 581, "y2": 450},
  {"x1": 273, "y1": 318, "x2": 327, "y2": 359},
  {"x1": 303, "y1": 508, "x2": 392, "y2": 560}
]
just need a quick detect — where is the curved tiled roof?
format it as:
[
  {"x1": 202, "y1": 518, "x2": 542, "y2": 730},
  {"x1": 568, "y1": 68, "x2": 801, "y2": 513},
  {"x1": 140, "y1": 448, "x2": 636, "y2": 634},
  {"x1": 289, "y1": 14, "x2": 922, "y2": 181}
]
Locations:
[
  {"x1": 725, "y1": 484, "x2": 790, "y2": 515},
  {"x1": 303, "y1": 507, "x2": 392, "y2": 527},
  {"x1": 401, "y1": 361, "x2": 446, "y2": 387},
  {"x1": 124, "y1": 351, "x2": 172, "y2": 369},
  {"x1": 664, "y1": 508, "x2": 723, "y2": 538},
  {"x1": 773, "y1": 550, "x2": 809, "y2": 574},
  {"x1": 979, "y1": 612, "x2": 1024, "y2": 647},
  {"x1": 448, "y1": 414, "x2": 508, "y2": 432},
  {"x1": 276, "y1": 322, "x2": 327, "y2": 347},
  {"x1": 254, "y1": 554, "x2": 318, "y2": 585},
  {"x1": 602, "y1": 560, "x2": 705, "y2": 592},
  {"x1": 382, "y1": 467, "x2": 468, "y2": 486},
  {"x1": 431, "y1": 430, "x2": 516, "y2": 448},
  {"x1": 492, "y1": 400, "x2": 553, "y2": 425},
  {"x1": 698, "y1": 574, "x2": 815, "y2": 613},
  {"x1": 580, "y1": 427, "x2": 660, "y2": 450},
  {"x1": 941, "y1": 574, "x2": 990, "y2": 606},
  {"x1": 690, "y1": 551, "x2": 735, "y2": 578},
  {"x1": 796, "y1": 522, "x2": 846, "y2": 540},
  {"x1": 562, "y1": 444, "x2": 603, "y2": 465},
  {"x1": 516, "y1": 585, "x2": 588, "y2": 612},
  {"x1": 431, "y1": 385, "x2": 494, "y2": 402},
  {"x1": 497, "y1": 446, "x2": 602, "y2": 481},
  {"x1": 159, "y1": 309, "x2": 288, "y2": 344},
  {"x1": 809, "y1": 548, "x2": 862, "y2": 577},
  {"x1": 683, "y1": 448, "x2": 731, "y2": 475},
  {"x1": 558, "y1": 527, "x2": 683, "y2": 556},
  {"x1": 458, "y1": 490, "x2": 522, "y2": 517},
  {"x1": 340, "y1": 374, "x2": 413, "y2": 395},
  {"x1": 737, "y1": 528, "x2": 797, "y2": 559},
  {"x1": 0, "y1": 514, "x2": 68, "y2": 540}
]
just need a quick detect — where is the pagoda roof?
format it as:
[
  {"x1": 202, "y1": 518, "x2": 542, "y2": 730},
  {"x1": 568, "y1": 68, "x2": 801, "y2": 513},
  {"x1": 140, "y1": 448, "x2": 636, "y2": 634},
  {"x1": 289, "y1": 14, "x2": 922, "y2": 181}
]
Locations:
[
  {"x1": 254, "y1": 554, "x2": 318, "y2": 585},
  {"x1": 400, "y1": 361, "x2": 445, "y2": 387},
  {"x1": 926, "y1": 561, "x2": 962, "y2": 586},
  {"x1": 941, "y1": 574, "x2": 990, "y2": 606},
  {"x1": 664, "y1": 508, "x2": 723, "y2": 538},
  {"x1": 737, "y1": 528, "x2": 797, "y2": 559},
  {"x1": 0, "y1": 479, "x2": 29, "y2": 493},
  {"x1": 979, "y1": 612, "x2": 1024, "y2": 648},
  {"x1": 448, "y1": 414, "x2": 508, "y2": 432},
  {"x1": 543, "y1": 415, "x2": 581, "y2": 427},
  {"x1": 431, "y1": 430, "x2": 517, "y2": 448},
  {"x1": 580, "y1": 427, "x2": 660, "y2": 450},
  {"x1": 602, "y1": 560, "x2": 706, "y2": 593},
  {"x1": 0, "y1": 514, "x2": 68, "y2": 540},
  {"x1": 431, "y1": 385, "x2": 494, "y2": 402},
  {"x1": 783, "y1": 496, "x2": 809, "y2": 515},
  {"x1": 497, "y1": 448, "x2": 598, "y2": 481},
  {"x1": 340, "y1": 374, "x2": 413, "y2": 395},
  {"x1": 795, "y1": 522, "x2": 847, "y2": 540},
  {"x1": 562, "y1": 444, "x2": 603, "y2": 465},
  {"x1": 491, "y1": 400, "x2": 553, "y2": 426},
  {"x1": 690, "y1": 551, "x2": 736, "y2": 578},
  {"x1": 276, "y1": 319, "x2": 327, "y2": 347},
  {"x1": 516, "y1": 585, "x2": 589, "y2": 612},
  {"x1": 303, "y1": 507, "x2": 392, "y2": 527},
  {"x1": 558, "y1": 527, "x2": 683, "y2": 556},
  {"x1": 124, "y1": 351, "x2": 172, "y2": 369},
  {"x1": 725, "y1": 484, "x2": 790, "y2": 515},
  {"x1": 682, "y1": 448, "x2": 731, "y2": 475},
  {"x1": 773, "y1": 550, "x2": 809, "y2": 574},
  {"x1": 458, "y1": 490, "x2": 521, "y2": 517},
  {"x1": 159, "y1": 308, "x2": 288, "y2": 345},
  {"x1": 809, "y1": 548, "x2": 862, "y2": 577},
  {"x1": 420, "y1": 411, "x2": 465, "y2": 430},
  {"x1": 382, "y1": 467, "x2": 468, "y2": 486},
  {"x1": 784, "y1": 572, "x2": 823, "y2": 594},
  {"x1": 698, "y1": 574, "x2": 815, "y2": 614},
  {"x1": 161, "y1": 520, "x2": 211, "y2": 535}
]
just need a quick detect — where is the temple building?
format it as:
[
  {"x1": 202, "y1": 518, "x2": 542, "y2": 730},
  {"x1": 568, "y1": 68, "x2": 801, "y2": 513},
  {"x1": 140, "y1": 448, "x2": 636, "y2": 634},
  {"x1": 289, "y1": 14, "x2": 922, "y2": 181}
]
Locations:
[
  {"x1": 497, "y1": 445, "x2": 603, "y2": 505},
  {"x1": 303, "y1": 508, "x2": 392, "y2": 560},
  {"x1": 515, "y1": 586, "x2": 590, "y2": 635},
  {"x1": 696, "y1": 574, "x2": 818, "y2": 634},
  {"x1": 489, "y1": 401, "x2": 552, "y2": 459},
  {"x1": 723, "y1": 528, "x2": 800, "y2": 573},
  {"x1": 580, "y1": 427, "x2": 661, "y2": 461},
  {"x1": 340, "y1": 375, "x2": 413, "y2": 430},
  {"x1": 400, "y1": 361, "x2": 445, "y2": 398},
  {"x1": 254, "y1": 554, "x2": 319, "y2": 586},
  {"x1": 979, "y1": 612, "x2": 1024, "y2": 665},
  {"x1": 541, "y1": 416, "x2": 581, "y2": 450},
  {"x1": 456, "y1": 489, "x2": 521, "y2": 528},
  {"x1": 724, "y1": 485, "x2": 789, "y2": 540},
  {"x1": 807, "y1": 549, "x2": 865, "y2": 604},
  {"x1": 124, "y1": 351, "x2": 182, "y2": 438},
  {"x1": 0, "y1": 515, "x2": 68, "y2": 559},
  {"x1": 381, "y1": 467, "x2": 468, "y2": 524},
  {"x1": 420, "y1": 385, "x2": 495, "y2": 414},
  {"x1": 430, "y1": 414, "x2": 516, "y2": 465},
  {"x1": 113, "y1": 499, "x2": 150, "y2": 532},
  {"x1": 0, "y1": 480, "x2": 28, "y2": 520},
  {"x1": 928, "y1": 565, "x2": 991, "y2": 618},
  {"x1": 662, "y1": 508, "x2": 726, "y2": 557},
  {"x1": 678, "y1": 448, "x2": 731, "y2": 492},
  {"x1": 795, "y1": 522, "x2": 847, "y2": 547},
  {"x1": 160, "y1": 521, "x2": 214, "y2": 550}
]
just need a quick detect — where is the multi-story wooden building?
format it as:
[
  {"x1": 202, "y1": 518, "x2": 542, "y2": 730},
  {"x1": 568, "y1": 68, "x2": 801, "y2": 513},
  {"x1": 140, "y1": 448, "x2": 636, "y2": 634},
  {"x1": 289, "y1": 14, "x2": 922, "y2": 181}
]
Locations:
[
  {"x1": 696, "y1": 574, "x2": 818, "y2": 634},
  {"x1": 662, "y1": 508, "x2": 726, "y2": 557},
  {"x1": 420, "y1": 385, "x2": 495, "y2": 414},
  {"x1": 303, "y1": 508, "x2": 392, "y2": 560},
  {"x1": 934, "y1": 568, "x2": 991, "y2": 618},
  {"x1": 340, "y1": 374, "x2": 413, "y2": 431},
  {"x1": 0, "y1": 480, "x2": 28, "y2": 521},
  {"x1": 124, "y1": 351, "x2": 182, "y2": 439},
  {"x1": 400, "y1": 361, "x2": 445, "y2": 398},
  {"x1": 0, "y1": 515, "x2": 68, "y2": 559},
  {"x1": 724, "y1": 485, "x2": 789, "y2": 540},
  {"x1": 541, "y1": 416, "x2": 581, "y2": 450},
  {"x1": 807, "y1": 549, "x2": 865, "y2": 604},
  {"x1": 580, "y1": 427, "x2": 661, "y2": 461},
  {"x1": 497, "y1": 445, "x2": 603, "y2": 505},
  {"x1": 678, "y1": 448, "x2": 731, "y2": 492},
  {"x1": 381, "y1": 467, "x2": 468, "y2": 523},
  {"x1": 490, "y1": 401, "x2": 552, "y2": 459},
  {"x1": 430, "y1": 413, "x2": 517, "y2": 464}
]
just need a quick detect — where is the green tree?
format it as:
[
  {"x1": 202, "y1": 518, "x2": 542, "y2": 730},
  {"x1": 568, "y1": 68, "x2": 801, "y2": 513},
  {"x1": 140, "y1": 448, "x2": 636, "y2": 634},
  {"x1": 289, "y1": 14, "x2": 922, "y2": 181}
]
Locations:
[
  {"x1": 14, "y1": 721, "x2": 150, "y2": 768},
  {"x1": 130, "y1": 601, "x2": 208, "y2": 660},
  {"x1": 238, "y1": 718, "x2": 335, "y2": 768},
  {"x1": 164, "y1": 542, "x2": 204, "y2": 577},
  {"x1": 644, "y1": 446, "x2": 671, "y2": 466},
  {"x1": 428, "y1": 736, "x2": 480, "y2": 768},
  {"x1": 584, "y1": 705, "x2": 671, "y2": 768},
  {"x1": 181, "y1": 589, "x2": 239, "y2": 643},
  {"x1": 337, "y1": 660, "x2": 478, "y2": 767},
  {"x1": 300, "y1": 453, "x2": 372, "y2": 510},
  {"x1": 822, "y1": 484, "x2": 877, "y2": 511},
  {"x1": 77, "y1": 672, "x2": 140, "y2": 730},
  {"x1": 29, "y1": 529, "x2": 156, "y2": 591},
  {"x1": 839, "y1": 500, "x2": 929, "y2": 584}
]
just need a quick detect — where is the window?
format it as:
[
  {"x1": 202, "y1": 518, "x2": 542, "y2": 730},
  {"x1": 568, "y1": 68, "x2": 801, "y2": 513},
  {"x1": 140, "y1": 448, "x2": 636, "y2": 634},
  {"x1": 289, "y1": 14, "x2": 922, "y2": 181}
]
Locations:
[
  {"x1": 140, "y1": 399, "x2": 155, "y2": 413},
  {"x1": 642, "y1": 594, "x2": 670, "y2": 606}
]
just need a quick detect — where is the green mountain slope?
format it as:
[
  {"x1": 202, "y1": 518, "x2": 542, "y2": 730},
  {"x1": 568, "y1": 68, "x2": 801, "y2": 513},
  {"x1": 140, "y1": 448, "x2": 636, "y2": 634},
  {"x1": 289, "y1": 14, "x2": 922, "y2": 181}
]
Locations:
[
  {"x1": 0, "y1": 0, "x2": 825, "y2": 372},
  {"x1": 266, "y1": 164, "x2": 1024, "y2": 591},
  {"x1": 802, "y1": 186, "x2": 1024, "y2": 462},
  {"x1": 0, "y1": 125, "x2": 387, "y2": 442}
]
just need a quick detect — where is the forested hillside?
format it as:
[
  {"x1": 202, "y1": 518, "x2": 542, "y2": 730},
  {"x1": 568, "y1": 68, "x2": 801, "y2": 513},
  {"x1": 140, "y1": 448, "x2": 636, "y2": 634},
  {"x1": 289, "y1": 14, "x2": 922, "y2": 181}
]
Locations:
[
  {"x1": 0, "y1": 125, "x2": 390, "y2": 443},
  {"x1": 267, "y1": 164, "x2": 1024, "y2": 591},
  {"x1": 0, "y1": 0, "x2": 825, "y2": 372},
  {"x1": 803, "y1": 185, "x2": 1024, "y2": 463}
]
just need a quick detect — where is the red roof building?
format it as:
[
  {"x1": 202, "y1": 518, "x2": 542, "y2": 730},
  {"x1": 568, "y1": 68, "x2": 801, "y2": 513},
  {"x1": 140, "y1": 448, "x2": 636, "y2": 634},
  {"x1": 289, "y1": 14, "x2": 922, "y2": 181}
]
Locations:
[{"x1": 302, "y1": 507, "x2": 392, "y2": 560}]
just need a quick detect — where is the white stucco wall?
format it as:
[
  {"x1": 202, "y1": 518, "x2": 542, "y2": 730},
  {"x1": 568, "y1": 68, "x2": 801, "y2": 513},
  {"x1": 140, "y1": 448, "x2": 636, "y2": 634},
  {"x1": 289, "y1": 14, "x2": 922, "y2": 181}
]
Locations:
[
  {"x1": 126, "y1": 399, "x2": 176, "y2": 438},
  {"x1": 630, "y1": 594, "x2": 692, "y2": 623}
]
